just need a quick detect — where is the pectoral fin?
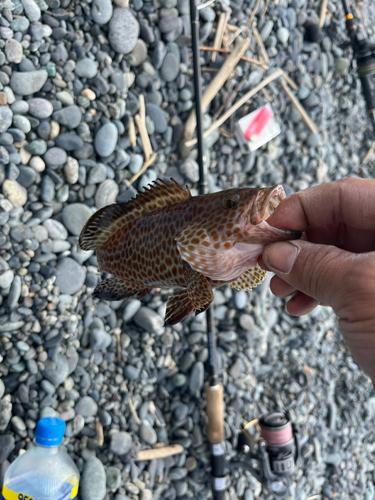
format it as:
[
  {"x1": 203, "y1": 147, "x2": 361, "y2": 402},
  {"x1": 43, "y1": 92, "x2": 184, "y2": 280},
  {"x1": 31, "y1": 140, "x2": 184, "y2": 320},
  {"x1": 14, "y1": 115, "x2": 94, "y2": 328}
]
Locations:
[
  {"x1": 93, "y1": 278, "x2": 152, "y2": 301},
  {"x1": 229, "y1": 267, "x2": 268, "y2": 291}
]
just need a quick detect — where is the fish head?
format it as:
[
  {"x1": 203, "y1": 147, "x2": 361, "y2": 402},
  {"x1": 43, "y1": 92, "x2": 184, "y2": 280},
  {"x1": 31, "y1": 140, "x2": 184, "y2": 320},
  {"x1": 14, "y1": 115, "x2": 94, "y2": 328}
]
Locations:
[{"x1": 197, "y1": 184, "x2": 300, "y2": 245}]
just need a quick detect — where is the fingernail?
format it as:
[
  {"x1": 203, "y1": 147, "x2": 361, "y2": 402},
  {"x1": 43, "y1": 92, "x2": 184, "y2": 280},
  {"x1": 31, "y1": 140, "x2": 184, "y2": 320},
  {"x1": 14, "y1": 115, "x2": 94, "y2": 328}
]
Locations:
[{"x1": 263, "y1": 242, "x2": 299, "y2": 274}]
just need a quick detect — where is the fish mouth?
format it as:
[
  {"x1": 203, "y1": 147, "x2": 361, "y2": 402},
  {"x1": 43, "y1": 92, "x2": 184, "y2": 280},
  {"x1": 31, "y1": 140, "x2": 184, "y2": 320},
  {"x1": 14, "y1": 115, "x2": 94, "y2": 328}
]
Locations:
[{"x1": 242, "y1": 185, "x2": 302, "y2": 241}]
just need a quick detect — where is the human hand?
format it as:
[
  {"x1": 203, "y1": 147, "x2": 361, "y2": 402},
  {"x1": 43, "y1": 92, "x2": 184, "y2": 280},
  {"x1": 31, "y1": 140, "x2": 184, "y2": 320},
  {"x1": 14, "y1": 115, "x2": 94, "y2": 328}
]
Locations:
[{"x1": 258, "y1": 177, "x2": 375, "y2": 382}]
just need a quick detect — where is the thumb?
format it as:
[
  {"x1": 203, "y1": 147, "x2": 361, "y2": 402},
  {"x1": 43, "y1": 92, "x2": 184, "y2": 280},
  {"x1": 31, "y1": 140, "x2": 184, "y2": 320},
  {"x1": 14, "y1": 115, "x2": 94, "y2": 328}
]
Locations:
[{"x1": 261, "y1": 240, "x2": 373, "y2": 316}]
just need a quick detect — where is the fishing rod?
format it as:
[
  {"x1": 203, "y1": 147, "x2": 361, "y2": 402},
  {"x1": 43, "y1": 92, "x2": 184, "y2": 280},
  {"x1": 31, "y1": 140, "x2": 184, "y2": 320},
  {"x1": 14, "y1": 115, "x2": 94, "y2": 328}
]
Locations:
[
  {"x1": 188, "y1": 4, "x2": 304, "y2": 498},
  {"x1": 340, "y1": 0, "x2": 375, "y2": 137},
  {"x1": 189, "y1": 0, "x2": 226, "y2": 498}
]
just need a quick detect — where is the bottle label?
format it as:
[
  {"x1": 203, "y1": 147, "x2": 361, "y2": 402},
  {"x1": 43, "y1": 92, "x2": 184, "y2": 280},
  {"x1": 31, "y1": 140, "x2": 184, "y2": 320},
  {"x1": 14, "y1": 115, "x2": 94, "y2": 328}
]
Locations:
[{"x1": 1, "y1": 484, "x2": 78, "y2": 500}]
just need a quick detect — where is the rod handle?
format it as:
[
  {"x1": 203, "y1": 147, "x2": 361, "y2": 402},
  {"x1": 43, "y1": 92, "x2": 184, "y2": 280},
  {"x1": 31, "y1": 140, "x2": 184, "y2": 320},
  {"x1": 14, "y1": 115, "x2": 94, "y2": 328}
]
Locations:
[{"x1": 206, "y1": 384, "x2": 225, "y2": 444}]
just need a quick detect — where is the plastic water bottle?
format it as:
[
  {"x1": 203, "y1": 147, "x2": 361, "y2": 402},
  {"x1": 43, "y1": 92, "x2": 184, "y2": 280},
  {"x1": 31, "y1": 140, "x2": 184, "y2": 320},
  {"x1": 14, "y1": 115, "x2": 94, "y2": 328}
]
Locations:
[{"x1": 1, "y1": 418, "x2": 79, "y2": 500}]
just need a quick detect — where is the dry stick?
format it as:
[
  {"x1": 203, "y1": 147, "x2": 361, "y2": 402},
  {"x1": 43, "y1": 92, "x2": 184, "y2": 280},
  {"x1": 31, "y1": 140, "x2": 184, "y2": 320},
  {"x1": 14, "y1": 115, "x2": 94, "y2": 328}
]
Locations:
[
  {"x1": 135, "y1": 94, "x2": 153, "y2": 161},
  {"x1": 212, "y1": 74, "x2": 247, "y2": 122},
  {"x1": 184, "y1": 38, "x2": 250, "y2": 140},
  {"x1": 128, "y1": 397, "x2": 141, "y2": 426},
  {"x1": 135, "y1": 444, "x2": 184, "y2": 461},
  {"x1": 129, "y1": 116, "x2": 136, "y2": 147},
  {"x1": 128, "y1": 152, "x2": 157, "y2": 186},
  {"x1": 280, "y1": 79, "x2": 318, "y2": 134},
  {"x1": 363, "y1": 140, "x2": 375, "y2": 164},
  {"x1": 280, "y1": 69, "x2": 298, "y2": 91},
  {"x1": 211, "y1": 12, "x2": 227, "y2": 62},
  {"x1": 244, "y1": 0, "x2": 261, "y2": 36},
  {"x1": 261, "y1": 0, "x2": 270, "y2": 17},
  {"x1": 319, "y1": 0, "x2": 329, "y2": 27},
  {"x1": 228, "y1": 27, "x2": 244, "y2": 47},
  {"x1": 185, "y1": 69, "x2": 283, "y2": 147},
  {"x1": 253, "y1": 26, "x2": 269, "y2": 65},
  {"x1": 199, "y1": 46, "x2": 268, "y2": 69}
]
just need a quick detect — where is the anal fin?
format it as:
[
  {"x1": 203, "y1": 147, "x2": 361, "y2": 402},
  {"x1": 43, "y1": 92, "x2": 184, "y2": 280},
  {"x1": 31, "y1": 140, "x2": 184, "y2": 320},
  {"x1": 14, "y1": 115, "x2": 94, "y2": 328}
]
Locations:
[
  {"x1": 229, "y1": 267, "x2": 268, "y2": 291},
  {"x1": 165, "y1": 290, "x2": 194, "y2": 326},
  {"x1": 93, "y1": 278, "x2": 151, "y2": 301}
]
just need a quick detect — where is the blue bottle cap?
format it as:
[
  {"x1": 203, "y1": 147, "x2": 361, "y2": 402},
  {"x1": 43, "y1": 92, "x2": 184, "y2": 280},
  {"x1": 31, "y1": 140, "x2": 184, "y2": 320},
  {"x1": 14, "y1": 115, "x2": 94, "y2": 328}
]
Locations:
[{"x1": 35, "y1": 417, "x2": 66, "y2": 447}]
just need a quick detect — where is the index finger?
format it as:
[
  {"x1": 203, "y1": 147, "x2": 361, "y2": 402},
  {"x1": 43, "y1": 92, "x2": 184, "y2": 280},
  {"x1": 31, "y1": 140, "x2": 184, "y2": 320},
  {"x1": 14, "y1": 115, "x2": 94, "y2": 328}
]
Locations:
[{"x1": 268, "y1": 178, "x2": 375, "y2": 232}]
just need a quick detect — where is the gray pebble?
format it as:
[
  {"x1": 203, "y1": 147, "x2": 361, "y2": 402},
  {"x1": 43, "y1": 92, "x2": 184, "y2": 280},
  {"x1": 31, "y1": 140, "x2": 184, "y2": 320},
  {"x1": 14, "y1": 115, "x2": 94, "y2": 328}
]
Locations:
[
  {"x1": 0, "y1": 107, "x2": 13, "y2": 134},
  {"x1": 27, "y1": 98, "x2": 53, "y2": 119},
  {"x1": 88, "y1": 163, "x2": 107, "y2": 184},
  {"x1": 140, "y1": 420, "x2": 157, "y2": 445},
  {"x1": 0, "y1": 380, "x2": 4, "y2": 399},
  {"x1": 7, "y1": 275, "x2": 21, "y2": 309},
  {"x1": 62, "y1": 203, "x2": 92, "y2": 236},
  {"x1": 0, "y1": 400, "x2": 12, "y2": 432},
  {"x1": 55, "y1": 257, "x2": 86, "y2": 294},
  {"x1": 189, "y1": 361, "x2": 204, "y2": 394},
  {"x1": 53, "y1": 105, "x2": 82, "y2": 129},
  {"x1": 146, "y1": 104, "x2": 168, "y2": 134},
  {"x1": 55, "y1": 133, "x2": 84, "y2": 151},
  {"x1": 95, "y1": 179, "x2": 119, "y2": 208},
  {"x1": 10, "y1": 71, "x2": 48, "y2": 96},
  {"x1": 109, "y1": 8, "x2": 139, "y2": 54},
  {"x1": 134, "y1": 306, "x2": 164, "y2": 334},
  {"x1": 179, "y1": 158, "x2": 199, "y2": 182},
  {"x1": 106, "y1": 466, "x2": 121, "y2": 490},
  {"x1": 75, "y1": 396, "x2": 98, "y2": 417},
  {"x1": 81, "y1": 458, "x2": 106, "y2": 500},
  {"x1": 94, "y1": 122, "x2": 118, "y2": 157},
  {"x1": 92, "y1": 0, "x2": 113, "y2": 24},
  {"x1": 21, "y1": 0, "x2": 41, "y2": 21},
  {"x1": 161, "y1": 53, "x2": 179, "y2": 82},
  {"x1": 75, "y1": 58, "x2": 98, "y2": 79},
  {"x1": 110, "y1": 431, "x2": 132, "y2": 455},
  {"x1": 9, "y1": 17, "x2": 30, "y2": 32},
  {"x1": 43, "y1": 219, "x2": 68, "y2": 240},
  {"x1": 43, "y1": 147, "x2": 67, "y2": 167},
  {"x1": 0, "y1": 435, "x2": 14, "y2": 464},
  {"x1": 43, "y1": 355, "x2": 69, "y2": 388},
  {"x1": 5, "y1": 39, "x2": 23, "y2": 64},
  {"x1": 90, "y1": 329, "x2": 112, "y2": 351},
  {"x1": 124, "y1": 365, "x2": 140, "y2": 380}
]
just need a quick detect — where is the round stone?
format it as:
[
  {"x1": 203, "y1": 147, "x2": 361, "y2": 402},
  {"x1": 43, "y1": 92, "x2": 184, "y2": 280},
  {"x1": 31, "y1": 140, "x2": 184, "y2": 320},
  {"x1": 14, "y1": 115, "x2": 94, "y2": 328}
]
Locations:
[
  {"x1": 91, "y1": 0, "x2": 113, "y2": 25},
  {"x1": 0, "y1": 270, "x2": 14, "y2": 289},
  {"x1": 21, "y1": 0, "x2": 41, "y2": 21},
  {"x1": 43, "y1": 219, "x2": 68, "y2": 240},
  {"x1": 43, "y1": 147, "x2": 67, "y2": 167},
  {"x1": 5, "y1": 39, "x2": 23, "y2": 63},
  {"x1": 9, "y1": 17, "x2": 30, "y2": 32},
  {"x1": 145, "y1": 104, "x2": 168, "y2": 134},
  {"x1": 76, "y1": 396, "x2": 98, "y2": 417},
  {"x1": 62, "y1": 203, "x2": 92, "y2": 236},
  {"x1": 12, "y1": 115, "x2": 31, "y2": 133},
  {"x1": 106, "y1": 467, "x2": 121, "y2": 490},
  {"x1": 161, "y1": 53, "x2": 179, "y2": 82},
  {"x1": 133, "y1": 306, "x2": 164, "y2": 335},
  {"x1": 90, "y1": 329, "x2": 112, "y2": 351},
  {"x1": 64, "y1": 157, "x2": 79, "y2": 184},
  {"x1": 277, "y1": 27, "x2": 290, "y2": 45},
  {"x1": 54, "y1": 257, "x2": 86, "y2": 294},
  {"x1": 95, "y1": 180, "x2": 119, "y2": 208},
  {"x1": 27, "y1": 98, "x2": 54, "y2": 119},
  {"x1": 109, "y1": 8, "x2": 139, "y2": 55},
  {"x1": 128, "y1": 39, "x2": 148, "y2": 67},
  {"x1": 94, "y1": 122, "x2": 118, "y2": 157},
  {"x1": 10, "y1": 71, "x2": 48, "y2": 96},
  {"x1": 140, "y1": 420, "x2": 157, "y2": 445},
  {"x1": 53, "y1": 105, "x2": 82, "y2": 129},
  {"x1": 55, "y1": 133, "x2": 84, "y2": 151},
  {"x1": 0, "y1": 434, "x2": 14, "y2": 464},
  {"x1": 110, "y1": 432, "x2": 132, "y2": 455},
  {"x1": 0, "y1": 106, "x2": 13, "y2": 133},
  {"x1": 2, "y1": 179, "x2": 27, "y2": 207},
  {"x1": 75, "y1": 58, "x2": 98, "y2": 79},
  {"x1": 81, "y1": 458, "x2": 106, "y2": 500}
]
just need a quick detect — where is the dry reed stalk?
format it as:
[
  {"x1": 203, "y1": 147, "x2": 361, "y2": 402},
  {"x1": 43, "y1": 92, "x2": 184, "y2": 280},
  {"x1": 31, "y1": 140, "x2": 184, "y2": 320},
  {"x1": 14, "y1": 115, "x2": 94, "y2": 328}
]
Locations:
[
  {"x1": 184, "y1": 38, "x2": 250, "y2": 140},
  {"x1": 211, "y1": 12, "x2": 227, "y2": 62},
  {"x1": 129, "y1": 152, "x2": 157, "y2": 186},
  {"x1": 244, "y1": 0, "x2": 261, "y2": 36},
  {"x1": 129, "y1": 116, "x2": 136, "y2": 147},
  {"x1": 280, "y1": 79, "x2": 318, "y2": 134},
  {"x1": 253, "y1": 26, "x2": 269, "y2": 64},
  {"x1": 135, "y1": 445, "x2": 184, "y2": 461},
  {"x1": 319, "y1": 0, "x2": 329, "y2": 27}
]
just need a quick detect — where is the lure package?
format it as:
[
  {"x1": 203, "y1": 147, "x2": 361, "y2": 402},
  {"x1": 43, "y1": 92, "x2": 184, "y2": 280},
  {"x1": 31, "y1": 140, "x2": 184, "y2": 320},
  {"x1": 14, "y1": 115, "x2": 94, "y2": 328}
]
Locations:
[{"x1": 238, "y1": 104, "x2": 281, "y2": 151}]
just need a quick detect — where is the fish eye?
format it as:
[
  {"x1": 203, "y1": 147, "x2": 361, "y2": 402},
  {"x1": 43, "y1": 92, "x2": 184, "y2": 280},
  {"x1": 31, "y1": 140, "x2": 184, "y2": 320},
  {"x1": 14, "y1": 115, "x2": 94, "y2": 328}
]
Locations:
[{"x1": 222, "y1": 194, "x2": 239, "y2": 210}]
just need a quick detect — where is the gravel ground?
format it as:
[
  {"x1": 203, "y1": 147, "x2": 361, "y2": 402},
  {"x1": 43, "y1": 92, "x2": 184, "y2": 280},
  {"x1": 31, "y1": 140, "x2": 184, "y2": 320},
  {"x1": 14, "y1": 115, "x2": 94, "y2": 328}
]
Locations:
[{"x1": 1, "y1": 0, "x2": 375, "y2": 499}]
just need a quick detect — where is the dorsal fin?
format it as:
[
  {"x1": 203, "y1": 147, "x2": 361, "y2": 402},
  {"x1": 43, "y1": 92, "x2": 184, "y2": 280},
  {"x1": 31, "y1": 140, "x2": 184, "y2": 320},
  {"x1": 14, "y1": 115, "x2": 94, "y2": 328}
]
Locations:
[{"x1": 79, "y1": 178, "x2": 191, "y2": 250}]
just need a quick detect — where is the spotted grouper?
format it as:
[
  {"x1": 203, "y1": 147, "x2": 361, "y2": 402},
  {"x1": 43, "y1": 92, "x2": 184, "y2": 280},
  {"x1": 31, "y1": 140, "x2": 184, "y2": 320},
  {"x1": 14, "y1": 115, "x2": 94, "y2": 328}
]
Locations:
[{"x1": 79, "y1": 179, "x2": 301, "y2": 325}]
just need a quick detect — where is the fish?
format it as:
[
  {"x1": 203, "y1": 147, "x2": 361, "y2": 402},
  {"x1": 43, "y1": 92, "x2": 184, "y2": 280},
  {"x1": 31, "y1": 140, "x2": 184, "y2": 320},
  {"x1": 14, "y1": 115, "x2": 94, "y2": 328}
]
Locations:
[{"x1": 79, "y1": 179, "x2": 301, "y2": 326}]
